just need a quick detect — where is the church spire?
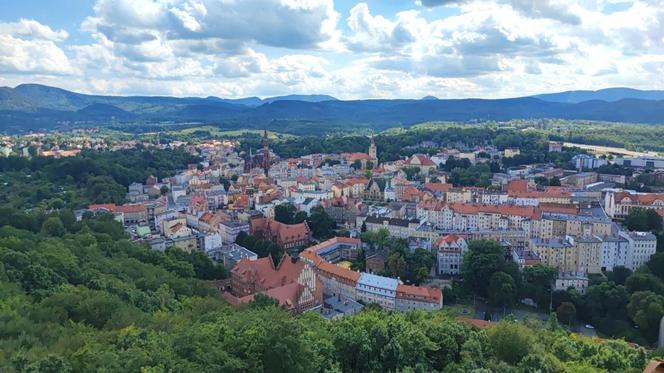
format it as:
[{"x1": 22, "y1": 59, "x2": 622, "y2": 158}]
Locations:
[
  {"x1": 262, "y1": 129, "x2": 270, "y2": 177},
  {"x1": 368, "y1": 134, "x2": 377, "y2": 163}
]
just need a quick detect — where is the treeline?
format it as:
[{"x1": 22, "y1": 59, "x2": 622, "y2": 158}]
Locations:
[
  {"x1": 0, "y1": 146, "x2": 200, "y2": 209},
  {"x1": 237, "y1": 125, "x2": 580, "y2": 175},
  {"x1": 0, "y1": 211, "x2": 652, "y2": 371}
]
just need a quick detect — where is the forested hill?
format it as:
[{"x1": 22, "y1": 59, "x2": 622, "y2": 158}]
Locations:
[
  {"x1": 2, "y1": 84, "x2": 664, "y2": 133},
  {"x1": 0, "y1": 147, "x2": 200, "y2": 209},
  {"x1": 0, "y1": 211, "x2": 651, "y2": 372}
]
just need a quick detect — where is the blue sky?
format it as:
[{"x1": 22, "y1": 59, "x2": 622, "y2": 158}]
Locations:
[{"x1": 0, "y1": 0, "x2": 662, "y2": 99}]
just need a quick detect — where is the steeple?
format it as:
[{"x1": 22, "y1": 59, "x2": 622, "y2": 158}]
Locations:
[
  {"x1": 262, "y1": 129, "x2": 270, "y2": 176},
  {"x1": 368, "y1": 134, "x2": 377, "y2": 162}
]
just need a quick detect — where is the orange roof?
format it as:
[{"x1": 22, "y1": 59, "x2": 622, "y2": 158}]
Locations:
[
  {"x1": 303, "y1": 237, "x2": 361, "y2": 255},
  {"x1": 506, "y1": 179, "x2": 528, "y2": 193},
  {"x1": 616, "y1": 192, "x2": 664, "y2": 205},
  {"x1": 417, "y1": 200, "x2": 446, "y2": 211},
  {"x1": 199, "y1": 212, "x2": 216, "y2": 224},
  {"x1": 424, "y1": 183, "x2": 453, "y2": 193},
  {"x1": 403, "y1": 186, "x2": 426, "y2": 201},
  {"x1": 299, "y1": 249, "x2": 323, "y2": 266},
  {"x1": 267, "y1": 219, "x2": 310, "y2": 243},
  {"x1": 169, "y1": 222, "x2": 185, "y2": 234},
  {"x1": 435, "y1": 234, "x2": 466, "y2": 247},
  {"x1": 89, "y1": 203, "x2": 146, "y2": 214},
  {"x1": 539, "y1": 203, "x2": 578, "y2": 215},
  {"x1": 344, "y1": 152, "x2": 372, "y2": 161},
  {"x1": 396, "y1": 284, "x2": 442, "y2": 303},
  {"x1": 344, "y1": 177, "x2": 369, "y2": 186},
  {"x1": 88, "y1": 203, "x2": 117, "y2": 211},
  {"x1": 508, "y1": 189, "x2": 571, "y2": 199},
  {"x1": 231, "y1": 254, "x2": 304, "y2": 290},
  {"x1": 460, "y1": 318, "x2": 493, "y2": 329},
  {"x1": 406, "y1": 154, "x2": 436, "y2": 166},
  {"x1": 317, "y1": 260, "x2": 361, "y2": 283},
  {"x1": 261, "y1": 282, "x2": 302, "y2": 308},
  {"x1": 233, "y1": 194, "x2": 250, "y2": 208}
]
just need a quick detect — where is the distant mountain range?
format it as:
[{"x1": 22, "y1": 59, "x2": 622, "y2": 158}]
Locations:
[
  {"x1": 1, "y1": 84, "x2": 663, "y2": 133},
  {"x1": 533, "y1": 87, "x2": 664, "y2": 103}
]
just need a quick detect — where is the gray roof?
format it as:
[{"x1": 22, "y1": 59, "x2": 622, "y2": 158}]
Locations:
[
  {"x1": 530, "y1": 237, "x2": 573, "y2": 248},
  {"x1": 628, "y1": 231, "x2": 657, "y2": 241},
  {"x1": 364, "y1": 215, "x2": 419, "y2": 227},
  {"x1": 357, "y1": 272, "x2": 399, "y2": 291}
]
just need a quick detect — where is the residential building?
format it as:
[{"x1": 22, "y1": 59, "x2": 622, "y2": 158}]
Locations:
[
  {"x1": 622, "y1": 231, "x2": 657, "y2": 271},
  {"x1": 555, "y1": 272, "x2": 589, "y2": 294},
  {"x1": 604, "y1": 190, "x2": 664, "y2": 219},
  {"x1": 219, "y1": 220, "x2": 250, "y2": 243},
  {"x1": 572, "y1": 154, "x2": 608, "y2": 170},
  {"x1": 435, "y1": 234, "x2": 468, "y2": 275},
  {"x1": 356, "y1": 273, "x2": 399, "y2": 310},
  {"x1": 363, "y1": 215, "x2": 420, "y2": 239},
  {"x1": 395, "y1": 284, "x2": 443, "y2": 311}
]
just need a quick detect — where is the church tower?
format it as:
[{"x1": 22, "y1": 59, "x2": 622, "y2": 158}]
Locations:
[
  {"x1": 368, "y1": 135, "x2": 377, "y2": 162},
  {"x1": 262, "y1": 129, "x2": 270, "y2": 176}
]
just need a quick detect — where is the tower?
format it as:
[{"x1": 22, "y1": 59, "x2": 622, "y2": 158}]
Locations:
[
  {"x1": 262, "y1": 129, "x2": 270, "y2": 176},
  {"x1": 368, "y1": 135, "x2": 377, "y2": 162}
]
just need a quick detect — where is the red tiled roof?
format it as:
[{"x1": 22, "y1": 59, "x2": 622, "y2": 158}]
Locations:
[
  {"x1": 344, "y1": 177, "x2": 369, "y2": 186},
  {"x1": 317, "y1": 260, "x2": 361, "y2": 283},
  {"x1": 417, "y1": 200, "x2": 446, "y2": 211},
  {"x1": 199, "y1": 212, "x2": 216, "y2": 224},
  {"x1": 89, "y1": 203, "x2": 146, "y2": 214},
  {"x1": 616, "y1": 192, "x2": 664, "y2": 205},
  {"x1": 506, "y1": 179, "x2": 528, "y2": 193},
  {"x1": 396, "y1": 284, "x2": 442, "y2": 303},
  {"x1": 460, "y1": 318, "x2": 493, "y2": 329},
  {"x1": 231, "y1": 254, "x2": 304, "y2": 290},
  {"x1": 88, "y1": 203, "x2": 116, "y2": 211},
  {"x1": 406, "y1": 154, "x2": 436, "y2": 166},
  {"x1": 539, "y1": 203, "x2": 578, "y2": 215},
  {"x1": 423, "y1": 183, "x2": 453, "y2": 193},
  {"x1": 303, "y1": 237, "x2": 361, "y2": 255},
  {"x1": 267, "y1": 219, "x2": 310, "y2": 243},
  {"x1": 435, "y1": 234, "x2": 466, "y2": 247},
  {"x1": 344, "y1": 152, "x2": 372, "y2": 161}
]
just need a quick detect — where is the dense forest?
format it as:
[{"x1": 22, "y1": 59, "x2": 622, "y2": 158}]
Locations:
[
  {"x1": 0, "y1": 210, "x2": 653, "y2": 372},
  {"x1": 0, "y1": 146, "x2": 199, "y2": 209}
]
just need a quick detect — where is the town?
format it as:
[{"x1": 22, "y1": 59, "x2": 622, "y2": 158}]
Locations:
[{"x1": 12, "y1": 128, "x2": 656, "y2": 324}]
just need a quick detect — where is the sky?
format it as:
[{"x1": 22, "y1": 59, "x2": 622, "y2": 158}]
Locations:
[{"x1": 0, "y1": 0, "x2": 662, "y2": 99}]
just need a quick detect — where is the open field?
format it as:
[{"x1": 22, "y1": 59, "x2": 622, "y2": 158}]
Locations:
[
  {"x1": 562, "y1": 142, "x2": 660, "y2": 157},
  {"x1": 165, "y1": 126, "x2": 298, "y2": 140}
]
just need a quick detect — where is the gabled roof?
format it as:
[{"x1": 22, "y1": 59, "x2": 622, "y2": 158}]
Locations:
[
  {"x1": 231, "y1": 254, "x2": 304, "y2": 290},
  {"x1": 366, "y1": 178, "x2": 387, "y2": 192},
  {"x1": 423, "y1": 183, "x2": 453, "y2": 193},
  {"x1": 405, "y1": 154, "x2": 436, "y2": 166},
  {"x1": 435, "y1": 234, "x2": 466, "y2": 247},
  {"x1": 396, "y1": 284, "x2": 442, "y2": 303}
]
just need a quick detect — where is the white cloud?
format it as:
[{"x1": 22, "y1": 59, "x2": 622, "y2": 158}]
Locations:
[
  {"x1": 89, "y1": 0, "x2": 339, "y2": 49},
  {"x1": 0, "y1": 19, "x2": 72, "y2": 75},
  {"x1": 1, "y1": 0, "x2": 663, "y2": 100},
  {"x1": 0, "y1": 18, "x2": 69, "y2": 41}
]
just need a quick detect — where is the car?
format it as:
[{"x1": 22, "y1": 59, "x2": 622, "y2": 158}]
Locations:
[{"x1": 585, "y1": 324, "x2": 594, "y2": 329}]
